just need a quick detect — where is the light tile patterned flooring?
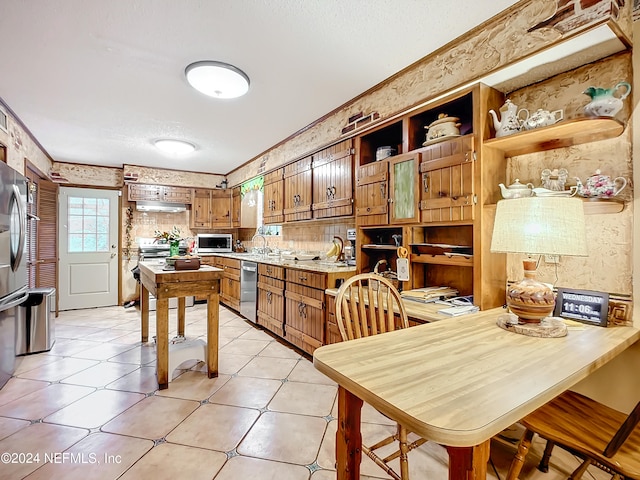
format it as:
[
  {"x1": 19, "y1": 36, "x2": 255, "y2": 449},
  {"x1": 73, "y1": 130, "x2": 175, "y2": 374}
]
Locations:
[{"x1": 0, "y1": 304, "x2": 610, "y2": 480}]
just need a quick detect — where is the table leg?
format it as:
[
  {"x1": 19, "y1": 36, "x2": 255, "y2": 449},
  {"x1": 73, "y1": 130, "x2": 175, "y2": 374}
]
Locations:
[
  {"x1": 156, "y1": 298, "x2": 169, "y2": 389},
  {"x1": 336, "y1": 386, "x2": 363, "y2": 480},
  {"x1": 207, "y1": 289, "x2": 220, "y2": 378},
  {"x1": 446, "y1": 440, "x2": 490, "y2": 480},
  {"x1": 177, "y1": 297, "x2": 186, "y2": 337},
  {"x1": 141, "y1": 284, "x2": 149, "y2": 343}
]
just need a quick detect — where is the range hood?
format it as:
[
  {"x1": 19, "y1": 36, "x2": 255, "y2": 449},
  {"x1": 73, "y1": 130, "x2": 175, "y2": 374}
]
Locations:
[{"x1": 135, "y1": 201, "x2": 187, "y2": 213}]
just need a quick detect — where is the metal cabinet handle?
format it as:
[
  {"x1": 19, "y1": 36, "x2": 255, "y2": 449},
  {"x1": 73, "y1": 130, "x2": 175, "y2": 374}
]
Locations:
[
  {"x1": 423, "y1": 174, "x2": 429, "y2": 193},
  {"x1": 380, "y1": 182, "x2": 386, "y2": 197},
  {"x1": 266, "y1": 291, "x2": 272, "y2": 304}
]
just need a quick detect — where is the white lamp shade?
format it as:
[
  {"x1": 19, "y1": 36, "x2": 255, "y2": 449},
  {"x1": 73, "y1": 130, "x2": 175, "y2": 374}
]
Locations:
[
  {"x1": 490, "y1": 197, "x2": 588, "y2": 257},
  {"x1": 154, "y1": 139, "x2": 196, "y2": 155}
]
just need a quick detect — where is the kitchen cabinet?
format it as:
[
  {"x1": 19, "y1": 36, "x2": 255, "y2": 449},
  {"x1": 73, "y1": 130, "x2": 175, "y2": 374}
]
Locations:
[
  {"x1": 210, "y1": 256, "x2": 240, "y2": 311},
  {"x1": 312, "y1": 139, "x2": 354, "y2": 219},
  {"x1": 210, "y1": 189, "x2": 231, "y2": 227},
  {"x1": 257, "y1": 263, "x2": 285, "y2": 337},
  {"x1": 231, "y1": 186, "x2": 241, "y2": 227},
  {"x1": 284, "y1": 268, "x2": 326, "y2": 355},
  {"x1": 263, "y1": 168, "x2": 284, "y2": 225},
  {"x1": 283, "y1": 156, "x2": 313, "y2": 222},
  {"x1": 191, "y1": 189, "x2": 211, "y2": 228},
  {"x1": 128, "y1": 184, "x2": 192, "y2": 204}
]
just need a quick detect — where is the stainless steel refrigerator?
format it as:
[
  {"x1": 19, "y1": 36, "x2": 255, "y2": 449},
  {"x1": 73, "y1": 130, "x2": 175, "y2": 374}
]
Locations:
[{"x1": 0, "y1": 162, "x2": 28, "y2": 389}]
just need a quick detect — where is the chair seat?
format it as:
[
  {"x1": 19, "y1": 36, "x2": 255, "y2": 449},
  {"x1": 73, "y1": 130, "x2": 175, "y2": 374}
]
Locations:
[{"x1": 521, "y1": 390, "x2": 640, "y2": 479}]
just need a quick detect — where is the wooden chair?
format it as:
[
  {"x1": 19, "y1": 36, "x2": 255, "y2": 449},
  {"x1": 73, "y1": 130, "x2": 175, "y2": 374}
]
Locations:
[
  {"x1": 334, "y1": 273, "x2": 427, "y2": 480},
  {"x1": 506, "y1": 390, "x2": 640, "y2": 480}
]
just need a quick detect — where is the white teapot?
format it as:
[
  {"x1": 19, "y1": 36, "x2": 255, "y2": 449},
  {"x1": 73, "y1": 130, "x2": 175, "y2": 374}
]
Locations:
[
  {"x1": 488, "y1": 100, "x2": 528, "y2": 137},
  {"x1": 521, "y1": 109, "x2": 563, "y2": 130}
]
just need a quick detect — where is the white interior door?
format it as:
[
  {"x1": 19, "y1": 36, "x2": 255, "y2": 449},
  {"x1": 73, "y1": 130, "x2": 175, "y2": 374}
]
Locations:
[{"x1": 58, "y1": 187, "x2": 119, "y2": 310}]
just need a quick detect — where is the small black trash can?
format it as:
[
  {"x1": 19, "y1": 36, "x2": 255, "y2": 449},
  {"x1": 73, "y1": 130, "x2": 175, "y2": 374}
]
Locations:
[{"x1": 16, "y1": 287, "x2": 56, "y2": 355}]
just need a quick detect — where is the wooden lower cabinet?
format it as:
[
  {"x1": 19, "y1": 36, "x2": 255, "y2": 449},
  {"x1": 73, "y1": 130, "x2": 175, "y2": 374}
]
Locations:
[
  {"x1": 325, "y1": 294, "x2": 342, "y2": 345},
  {"x1": 285, "y1": 280, "x2": 325, "y2": 355},
  {"x1": 200, "y1": 256, "x2": 240, "y2": 310},
  {"x1": 257, "y1": 264, "x2": 285, "y2": 337}
]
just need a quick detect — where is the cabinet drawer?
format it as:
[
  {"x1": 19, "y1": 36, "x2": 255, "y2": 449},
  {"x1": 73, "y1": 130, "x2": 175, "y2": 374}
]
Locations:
[
  {"x1": 219, "y1": 257, "x2": 241, "y2": 269},
  {"x1": 258, "y1": 277, "x2": 284, "y2": 292},
  {"x1": 286, "y1": 269, "x2": 326, "y2": 289},
  {"x1": 259, "y1": 263, "x2": 285, "y2": 280}
]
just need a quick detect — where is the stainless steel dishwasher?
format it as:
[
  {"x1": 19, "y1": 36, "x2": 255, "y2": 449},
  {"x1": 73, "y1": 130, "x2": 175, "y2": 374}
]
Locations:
[{"x1": 240, "y1": 261, "x2": 258, "y2": 323}]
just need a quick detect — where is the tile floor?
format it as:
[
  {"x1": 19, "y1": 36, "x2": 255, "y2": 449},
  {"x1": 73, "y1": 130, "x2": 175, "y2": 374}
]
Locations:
[{"x1": 0, "y1": 303, "x2": 610, "y2": 480}]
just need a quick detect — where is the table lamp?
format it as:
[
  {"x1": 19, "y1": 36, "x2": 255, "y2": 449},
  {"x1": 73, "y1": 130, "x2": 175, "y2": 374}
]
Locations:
[{"x1": 490, "y1": 197, "x2": 588, "y2": 323}]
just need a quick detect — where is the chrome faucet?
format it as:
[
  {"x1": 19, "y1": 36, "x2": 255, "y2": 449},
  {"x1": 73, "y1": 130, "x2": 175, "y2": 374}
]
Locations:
[{"x1": 251, "y1": 234, "x2": 269, "y2": 255}]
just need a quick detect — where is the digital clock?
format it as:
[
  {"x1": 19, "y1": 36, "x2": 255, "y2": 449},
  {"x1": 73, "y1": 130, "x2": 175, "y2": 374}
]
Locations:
[{"x1": 553, "y1": 288, "x2": 609, "y2": 327}]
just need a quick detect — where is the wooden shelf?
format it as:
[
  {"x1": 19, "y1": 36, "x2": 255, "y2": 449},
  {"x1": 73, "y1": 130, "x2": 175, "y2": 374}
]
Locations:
[
  {"x1": 581, "y1": 198, "x2": 624, "y2": 214},
  {"x1": 362, "y1": 244, "x2": 399, "y2": 250},
  {"x1": 483, "y1": 117, "x2": 624, "y2": 157},
  {"x1": 410, "y1": 254, "x2": 473, "y2": 267}
]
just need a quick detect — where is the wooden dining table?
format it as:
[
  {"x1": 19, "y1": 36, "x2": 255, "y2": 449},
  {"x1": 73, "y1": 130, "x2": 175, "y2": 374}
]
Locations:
[
  {"x1": 138, "y1": 261, "x2": 224, "y2": 389},
  {"x1": 313, "y1": 307, "x2": 640, "y2": 480}
]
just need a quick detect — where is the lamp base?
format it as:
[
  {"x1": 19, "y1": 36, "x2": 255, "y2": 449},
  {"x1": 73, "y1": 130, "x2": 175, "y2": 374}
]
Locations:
[
  {"x1": 507, "y1": 260, "x2": 555, "y2": 324},
  {"x1": 497, "y1": 314, "x2": 567, "y2": 338}
]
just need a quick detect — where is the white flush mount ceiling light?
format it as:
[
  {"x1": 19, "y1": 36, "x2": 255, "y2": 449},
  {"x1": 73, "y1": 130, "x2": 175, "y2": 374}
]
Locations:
[
  {"x1": 154, "y1": 139, "x2": 196, "y2": 155},
  {"x1": 185, "y1": 61, "x2": 250, "y2": 99}
]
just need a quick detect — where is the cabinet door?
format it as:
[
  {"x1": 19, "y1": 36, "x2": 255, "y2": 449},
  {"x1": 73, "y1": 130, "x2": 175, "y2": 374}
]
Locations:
[
  {"x1": 283, "y1": 157, "x2": 313, "y2": 222},
  {"x1": 312, "y1": 143, "x2": 354, "y2": 219},
  {"x1": 191, "y1": 189, "x2": 211, "y2": 228},
  {"x1": 162, "y1": 186, "x2": 192, "y2": 204},
  {"x1": 263, "y1": 169, "x2": 284, "y2": 225},
  {"x1": 419, "y1": 135, "x2": 475, "y2": 223},
  {"x1": 232, "y1": 186, "x2": 241, "y2": 227},
  {"x1": 355, "y1": 161, "x2": 389, "y2": 226},
  {"x1": 284, "y1": 282, "x2": 324, "y2": 355},
  {"x1": 389, "y1": 152, "x2": 420, "y2": 224},
  {"x1": 257, "y1": 274, "x2": 285, "y2": 337},
  {"x1": 128, "y1": 184, "x2": 162, "y2": 202},
  {"x1": 210, "y1": 189, "x2": 231, "y2": 227}
]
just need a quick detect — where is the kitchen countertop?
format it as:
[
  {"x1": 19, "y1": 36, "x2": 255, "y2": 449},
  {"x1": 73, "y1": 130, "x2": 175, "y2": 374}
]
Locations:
[{"x1": 200, "y1": 252, "x2": 357, "y2": 274}]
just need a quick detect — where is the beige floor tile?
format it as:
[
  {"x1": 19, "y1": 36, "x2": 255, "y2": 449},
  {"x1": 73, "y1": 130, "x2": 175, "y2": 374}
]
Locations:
[
  {"x1": 218, "y1": 326, "x2": 253, "y2": 340},
  {"x1": 82, "y1": 328, "x2": 132, "y2": 342},
  {"x1": 155, "y1": 371, "x2": 230, "y2": 401},
  {"x1": 14, "y1": 354, "x2": 59, "y2": 375},
  {"x1": 166, "y1": 403, "x2": 259, "y2": 452},
  {"x1": 46, "y1": 339, "x2": 102, "y2": 357},
  {"x1": 0, "y1": 383, "x2": 94, "y2": 421},
  {"x1": 107, "y1": 344, "x2": 157, "y2": 365},
  {"x1": 288, "y1": 358, "x2": 337, "y2": 386},
  {"x1": 237, "y1": 411, "x2": 327, "y2": 465},
  {"x1": 0, "y1": 423, "x2": 88, "y2": 479},
  {"x1": 258, "y1": 341, "x2": 302, "y2": 359},
  {"x1": 61, "y1": 361, "x2": 139, "y2": 387},
  {"x1": 69, "y1": 343, "x2": 137, "y2": 361},
  {"x1": 209, "y1": 376, "x2": 282, "y2": 409},
  {"x1": 108, "y1": 331, "x2": 146, "y2": 345},
  {"x1": 268, "y1": 381, "x2": 337, "y2": 417},
  {"x1": 215, "y1": 455, "x2": 310, "y2": 480},
  {"x1": 311, "y1": 469, "x2": 382, "y2": 480},
  {"x1": 0, "y1": 416, "x2": 30, "y2": 440},
  {"x1": 220, "y1": 338, "x2": 270, "y2": 355},
  {"x1": 105, "y1": 366, "x2": 159, "y2": 394},
  {"x1": 239, "y1": 326, "x2": 274, "y2": 341},
  {"x1": 17, "y1": 357, "x2": 100, "y2": 382},
  {"x1": 0, "y1": 377, "x2": 49, "y2": 407},
  {"x1": 217, "y1": 353, "x2": 254, "y2": 375},
  {"x1": 118, "y1": 442, "x2": 227, "y2": 480},
  {"x1": 101, "y1": 395, "x2": 199, "y2": 440},
  {"x1": 237, "y1": 356, "x2": 298, "y2": 380},
  {"x1": 44, "y1": 389, "x2": 145, "y2": 429},
  {"x1": 23, "y1": 432, "x2": 153, "y2": 480},
  {"x1": 56, "y1": 325, "x2": 106, "y2": 339}
]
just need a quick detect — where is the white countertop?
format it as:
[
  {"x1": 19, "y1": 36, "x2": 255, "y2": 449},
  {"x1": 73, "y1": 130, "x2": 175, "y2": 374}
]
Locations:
[{"x1": 200, "y1": 252, "x2": 357, "y2": 274}]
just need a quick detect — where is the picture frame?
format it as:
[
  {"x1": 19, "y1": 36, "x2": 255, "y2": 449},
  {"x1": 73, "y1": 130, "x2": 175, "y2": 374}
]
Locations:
[{"x1": 554, "y1": 287, "x2": 609, "y2": 327}]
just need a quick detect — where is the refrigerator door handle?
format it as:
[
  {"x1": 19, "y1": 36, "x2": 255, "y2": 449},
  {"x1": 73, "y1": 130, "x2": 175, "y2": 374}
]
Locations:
[{"x1": 12, "y1": 184, "x2": 26, "y2": 272}]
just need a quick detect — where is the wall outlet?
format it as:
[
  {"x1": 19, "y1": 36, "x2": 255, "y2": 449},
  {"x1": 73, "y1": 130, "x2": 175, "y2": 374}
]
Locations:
[{"x1": 545, "y1": 255, "x2": 559, "y2": 264}]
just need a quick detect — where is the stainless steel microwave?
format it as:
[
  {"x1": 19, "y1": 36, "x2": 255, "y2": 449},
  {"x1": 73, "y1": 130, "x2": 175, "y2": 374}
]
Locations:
[{"x1": 196, "y1": 234, "x2": 233, "y2": 253}]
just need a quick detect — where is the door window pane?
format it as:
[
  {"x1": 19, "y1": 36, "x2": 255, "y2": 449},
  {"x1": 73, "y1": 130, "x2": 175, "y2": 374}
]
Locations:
[{"x1": 67, "y1": 196, "x2": 110, "y2": 252}]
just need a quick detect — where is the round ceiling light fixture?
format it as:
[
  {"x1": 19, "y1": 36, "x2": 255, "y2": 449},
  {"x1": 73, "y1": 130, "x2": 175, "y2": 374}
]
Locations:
[
  {"x1": 185, "y1": 61, "x2": 250, "y2": 99},
  {"x1": 154, "y1": 139, "x2": 196, "y2": 155}
]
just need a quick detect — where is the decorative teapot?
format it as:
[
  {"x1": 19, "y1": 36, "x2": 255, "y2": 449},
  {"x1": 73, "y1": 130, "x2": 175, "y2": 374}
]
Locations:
[
  {"x1": 583, "y1": 82, "x2": 631, "y2": 117},
  {"x1": 489, "y1": 100, "x2": 528, "y2": 138},
  {"x1": 574, "y1": 170, "x2": 627, "y2": 198},
  {"x1": 521, "y1": 109, "x2": 564, "y2": 130},
  {"x1": 498, "y1": 179, "x2": 534, "y2": 199}
]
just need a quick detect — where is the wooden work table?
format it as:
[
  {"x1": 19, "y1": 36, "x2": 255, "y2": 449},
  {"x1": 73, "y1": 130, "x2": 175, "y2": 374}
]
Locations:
[
  {"x1": 138, "y1": 261, "x2": 223, "y2": 389},
  {"x1": 313, "y1": 307, "x2": 640, "y2": 480}
]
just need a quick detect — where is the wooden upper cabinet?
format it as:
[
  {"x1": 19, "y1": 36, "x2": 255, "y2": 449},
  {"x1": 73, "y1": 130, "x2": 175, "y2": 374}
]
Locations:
[
  {"x1": 355, "y1": 160, "x2": 389, "y2": 226},
  {"x1": 283, "y1": 156, "x2": 313, "y2": 222},
  {"x1": 190, "y1": 189, "x2": 211, "y2": 228},
  {"x1": 263, "y1": 168, "x2": 284, "y2": 225},
  {"x1": 419, "y1": 134, "x2": 475, "y2": 223},
  {"x1": 128, "y1": 184, "x2": 192, "y2": 204},
  {"x1": 312, "y1": 139, "x2": 354, "y2": 219},
  {"x1": 210, "y1": 188, "x2": 231, "y2": 227},
  {"x1": 232, "y1": 186, "x2": 241, "y2": 227}
]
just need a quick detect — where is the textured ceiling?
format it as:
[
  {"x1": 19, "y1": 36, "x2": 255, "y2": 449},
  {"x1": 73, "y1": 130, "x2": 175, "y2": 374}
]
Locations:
[{"x1": 0, "y1": 0, "x2": 519, "y2": 175}]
